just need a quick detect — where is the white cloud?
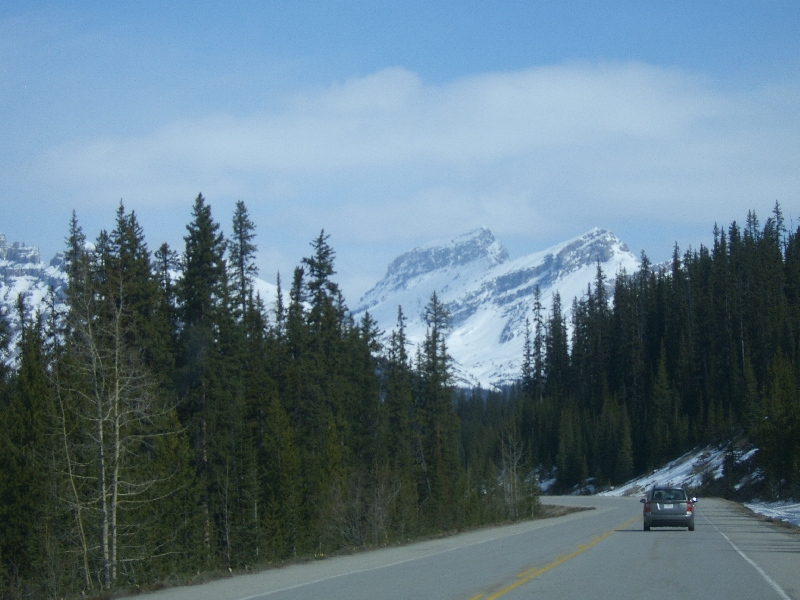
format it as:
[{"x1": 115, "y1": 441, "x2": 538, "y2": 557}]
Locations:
[{"x1": 28, "y1": 61, "x2": 800, "y2": 298}]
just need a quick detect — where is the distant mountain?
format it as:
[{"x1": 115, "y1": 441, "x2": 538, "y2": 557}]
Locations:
[
  {"x1": 0, "y1": 234, "x2": 67, "y2": 346},
  {"x1": 354, "y1": 227, "x2": 640, "y2": 388},
  {"x1": 2, "y1": 226, "x2": 638, "y2": 387},
  {"x1": 0, "y1": 232, "x2": 279, "y2": 358}
]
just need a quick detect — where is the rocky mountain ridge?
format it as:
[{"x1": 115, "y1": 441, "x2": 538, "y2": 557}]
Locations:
[
  {"x1": 1, "y1": 227, "x2": 640, "y2": 388},
  {"x1": 0, "y1": 234, "x2": 67, "y2": 313},
  {"x1": 355, "y1": 227, "x2": 640, "y2": 388}
]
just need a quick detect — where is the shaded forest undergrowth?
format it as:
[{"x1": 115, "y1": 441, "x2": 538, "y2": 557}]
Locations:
[{"x1": 1, "y1": 196, "x2": 799, "y2": 598}]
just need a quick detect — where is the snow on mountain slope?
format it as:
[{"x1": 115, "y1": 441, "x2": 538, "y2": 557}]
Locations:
[
  {"x1": 0, "y1": 234, "x2": 68, "y2": 345},
  {"x1": 354, "y1": 227, "x2": 639, "y2": 388},
  {"x1": 254, "y1": 277, "x2": 280, "y2": 309},
  {"x1": 2, "y1": 226, "x2": 639, "y2": 389},
  {"x1": 0, "y1": 231, "x2": 280, "y2": 358}
]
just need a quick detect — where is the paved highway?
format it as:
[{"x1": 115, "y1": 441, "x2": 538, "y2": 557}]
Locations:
[{"x1": 126, "y1": 496, "x2": 800, "y2": 599}]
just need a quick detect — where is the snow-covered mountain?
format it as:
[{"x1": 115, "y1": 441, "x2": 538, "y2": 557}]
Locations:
[
  {"x1": 0, "y1": 232, "x2": 279, "y2": 354},
  {"x1": 0, "y1": 234, "x2": 67, "y2": 341},
  {"x1": 354, "y1": 227, "x2": 639, "y2": 389},
  {"x1": 2, "y1": 226, "x2": 639, "y2": 388}
]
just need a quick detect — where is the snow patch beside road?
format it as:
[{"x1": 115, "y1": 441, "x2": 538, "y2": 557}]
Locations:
[
  {"x1": 599, "y1": 446, "x2": 727, "y2": 497},
  {"x1": 598, "y1": 445, "x2": 799, "y2": 528},
  {"x1": 744, "y1": 501, "x2": 800, "y2": 528}
]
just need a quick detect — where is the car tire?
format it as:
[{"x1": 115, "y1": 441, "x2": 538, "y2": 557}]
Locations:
[
  {"x1": 643, "y1": 523, "x2": 650, "y2": 531},
  {"x1": 688, "y1": 525, "x2": 694, "y2": 531}
]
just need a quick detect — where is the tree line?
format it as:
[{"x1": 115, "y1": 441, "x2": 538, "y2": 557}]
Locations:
[
  {"x1": 458, "y1": 203, "x2": 800, "y2": 498},
  {"x1": 0, "y1": 195, "x2": 536, "y2": 598}
]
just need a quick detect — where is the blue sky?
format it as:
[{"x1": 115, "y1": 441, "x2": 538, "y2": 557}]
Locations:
[{"x1": 2, "y1": 2, "x2": 799, "y2": 302}]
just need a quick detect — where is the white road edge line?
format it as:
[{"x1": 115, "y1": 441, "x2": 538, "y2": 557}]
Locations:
[
  {"x1": 235, "y1": 505, "x2": 616, "y2": 600},
  {"x1": 702, "y1": 512, "x2": 791, "y2": 600}
]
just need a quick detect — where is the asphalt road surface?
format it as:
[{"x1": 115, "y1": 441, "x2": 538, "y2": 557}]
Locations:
[{"x1": 125, "y1": 496, "x2": 800, "y2": 600}]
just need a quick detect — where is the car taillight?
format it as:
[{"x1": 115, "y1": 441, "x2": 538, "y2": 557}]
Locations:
[
  {"x1": 687, "y1": 502, "x2": 693, "y2": 513},
  {"x1": 644, "y1": 501, "x2": 651, "y2": 513}
]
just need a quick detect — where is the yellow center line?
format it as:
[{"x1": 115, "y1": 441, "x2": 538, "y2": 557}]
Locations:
[{"x1": 480, "y1": 515, "x2": 640, "y2": 600}]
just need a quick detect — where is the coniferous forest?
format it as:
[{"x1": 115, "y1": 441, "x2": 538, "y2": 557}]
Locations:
[{"x1": 1, "y1": 195, "x2": 799, "y2": 597}]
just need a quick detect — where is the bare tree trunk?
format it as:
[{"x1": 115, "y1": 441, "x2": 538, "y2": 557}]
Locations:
[
  {"x1": 221, "y1": 462, "x2": 232, "y2": 568},
  {"x1": 63, "y1": 278, "x2": 185, "y2": 590},
  {"x1": 201, "y1": 411, "x2": 211, "y2": 558},
  {"x1": 501, "y1": 429, "x2": 524, "y2": 521},
  {"x1": 111, "y1": 311, "x2": 123, "y2": 585},
  {"x1": 94, "y1": 341, "x2": 111, "y2": 589},
  {"x1": 252, "y1": 458, "x2": 259, "y2": 560},
  {"x1": 368, "y1": 472, "x2": 400, "y2": 545},
  {"x1": 416, "y1": 435, "x2": 431, "y2": 498},
  {"x1": 54, "y1": 389, "x2": 92, "y2": 591}
]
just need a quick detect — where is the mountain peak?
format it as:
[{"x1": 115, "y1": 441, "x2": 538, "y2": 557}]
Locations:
[
  {"x1": 549, "y1": 228, "x2": 631, "y2": 268},
  {"x1": 355, "y1": 227, "x2": 639, "y2": 388},
  {"x1": 359, "y1": 228, "x2": 508, "y2": 307},
  {"x1": 0, "y1": 233, "x2": 41, "y2": 265},
  {"x1": 394, "y1": 226, "x2": 508, "y2": 275},
  {"x1": 0, "y1": 234, "x2": 67, "y2": 365}
]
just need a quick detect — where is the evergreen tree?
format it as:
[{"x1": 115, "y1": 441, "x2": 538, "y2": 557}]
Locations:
[
  {"x1": 649, "y1": 345, "x2": 676, "y2": 468},
  {"x1": 384, "y1": 307, "x2": 413, "y2": 468},
  {"x1": 556, "y1": 403, "x2": 586, "y2": 487},
  {"x1": 417, "y1": 292, "x2": 462, "y2": 527},
  {"x1": 754, "y1": 351, "x2": 800, "y2": 493},
  {"x1": 176, "y1": 193, "x2": 233, "y2": 567},
  {"x1": 64, "y1": 211, "x2": 89, "y2": 305},
  {"x1": 382, "y1": 307, "x2": 418, "y2": 534},
  {"x1": 298, "y1": 232, "x2": 348, "y2": 546},
  {"x1": 521, "y1": 318, "x2": 534, "y2": 398},
  {"x1": 179, "y1": 194, "x2": 228, "y2": 327},
  {"x1": 108, "y1": 204, "x2": 170, "y2": 363},
  {"x1": 531, "y1": 285, "x2": 545, "y2": 403},
  {"x1": 0, "y1": 299, "x2": 51, "y2": 596},
  {"x1": 228, "y1": 200, "x2": 258, "y2": 321},
  {"x1": 153, "y1": 241, "x2": 181, "y2": 359},
  {"x1": 41, "y1": 208, "x2": 202, "y2": 592},
  {"x1": 544, "y1": 292, "x2": 569, "y2": 398},
  {"x1": 262, "y1": 394, "x2": 302, "y2": 558}
]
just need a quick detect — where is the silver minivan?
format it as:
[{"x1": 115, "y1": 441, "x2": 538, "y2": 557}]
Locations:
[{"x1": 641, "y1": 485, "x2": 696, "y2": 531}]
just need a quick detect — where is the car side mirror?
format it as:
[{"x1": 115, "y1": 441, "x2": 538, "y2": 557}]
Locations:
[{"x1": 640, "y1": 498, "x2": 646, "y2": 503}]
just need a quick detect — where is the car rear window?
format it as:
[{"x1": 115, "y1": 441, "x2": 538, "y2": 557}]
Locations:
[{"x1": 653, "y1": 488, "x2": 686, "y2": 501}]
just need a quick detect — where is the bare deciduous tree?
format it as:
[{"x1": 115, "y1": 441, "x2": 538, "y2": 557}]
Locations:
[
  {"x1": 500, "y1": 427, "x2": 524, "y2": 521},
  {"x1": 56, "y1": 273, "x2": 186, "y2": 590}
]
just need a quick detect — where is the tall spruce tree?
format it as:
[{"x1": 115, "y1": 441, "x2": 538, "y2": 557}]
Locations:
[
  {"x1": 417, "y1": 292, "x2": 462, "y2": 527},
  {"x1": 544, "y1": 292, "x2": 569, "y2": 398},
  {"x1": 381, "y1": 307, "x2": 418, "y2": 534},
  {"x1": 0, "y1": 300, "x2": 51, "y2": 596},
  {"x1": 176, "y1": 193, "x2": 233, "y2": 567},
  {"x1": 228, "y1": 200, "x2": 258, "y2": 321}
]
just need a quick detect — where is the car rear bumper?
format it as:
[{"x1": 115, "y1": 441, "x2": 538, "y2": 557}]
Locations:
[{"x1": 644, "y1": 514, "x2": 694, "y2": 528}]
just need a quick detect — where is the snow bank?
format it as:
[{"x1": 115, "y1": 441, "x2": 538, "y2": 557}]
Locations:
[
  {"x1": 744, "y1": 501, "x2": 800, "y2": 528},
  {"x1": 597, "y1": 444, "x2": 799, "y2": 529},
  {"x1": 599, "y1": 446, "x2": 727, "y2": 497}
]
